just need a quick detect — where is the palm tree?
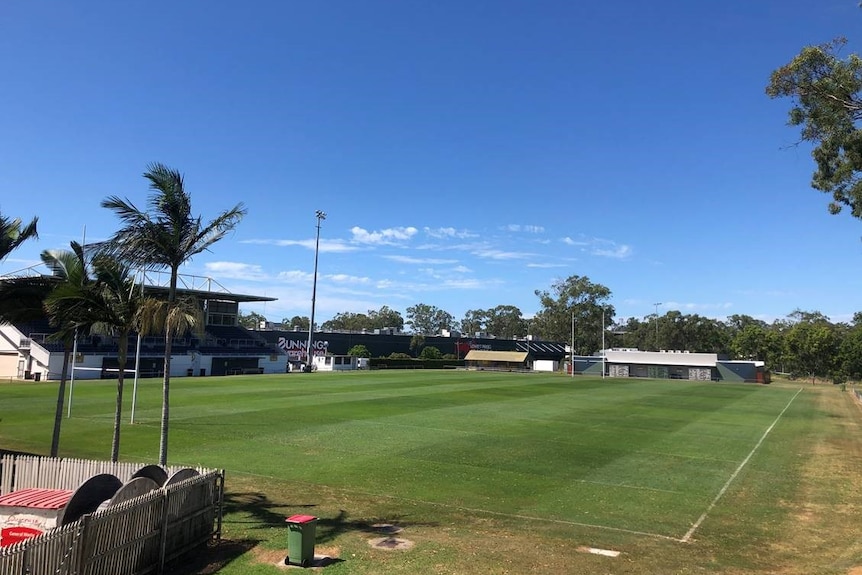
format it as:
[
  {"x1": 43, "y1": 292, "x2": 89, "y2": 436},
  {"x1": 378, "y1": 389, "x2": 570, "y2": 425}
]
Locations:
[
  {"x1": 101, "y1": 163, "x2": 246, "y2": 465},
  {"x1": 41, "y1": 242, "x2": 92, "y2": 457},
  {"x1": 0, "y1": 212, "x2": 38, "y2": 262},
  {"x1": 86, "y1": 256, "x2": 147, "y2": 462}
]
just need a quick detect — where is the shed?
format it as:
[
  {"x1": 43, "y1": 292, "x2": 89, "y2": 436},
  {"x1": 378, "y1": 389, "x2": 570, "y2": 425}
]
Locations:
[
  {"x1": 464, "y1": 350, "x2": 529, "y2": 371},
  {"x1": 312, "y1": 354, "x2": 359, "y2": 371},
  {"x1": 0, "y1": 488, "x2": 73, "y2": 546}
]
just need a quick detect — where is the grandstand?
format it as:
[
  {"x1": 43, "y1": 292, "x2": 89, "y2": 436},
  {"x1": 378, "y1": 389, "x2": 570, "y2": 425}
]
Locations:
[{"x1": 0, "y1": 274, "x2": 279, "y2": 381}]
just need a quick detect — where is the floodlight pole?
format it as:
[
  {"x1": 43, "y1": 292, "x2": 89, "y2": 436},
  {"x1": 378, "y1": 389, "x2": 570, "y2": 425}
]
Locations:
[
  {"x1": 306, "y1": 210, "x2": 326, "y2": 371},
  {"x1": 653, "y1": 302, "x2": 662, "y2": 349},
  {"x1": 570, "y1": 311, "x2": 575, "y2": 378},
  {"x1": 601, "y1": 307, "x2": 606, "y2": 379}
]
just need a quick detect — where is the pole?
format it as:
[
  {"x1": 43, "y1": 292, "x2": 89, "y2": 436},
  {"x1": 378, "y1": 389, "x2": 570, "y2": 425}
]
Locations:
[
  {"x1": 67, "y1": 328, "x2": 78, "y2": 418},
  {"x1": 601, "y1": 307, "x2": 606, "y2": 379},
  {"x1": 67, "y1": 224, "x2": 87, "y2": 418},
  {"x1": 306, "y1": 210, "x2": 326, "y2": 371},
  {"x1": 131, "y1": 272, "x2": 145, "y2": 423},
  {"x1": 653, "y1": 302, "x2": 662, "y2": 349},
  {"x1": 570, "y1": 311, "x2": 575, "y2": 378}
]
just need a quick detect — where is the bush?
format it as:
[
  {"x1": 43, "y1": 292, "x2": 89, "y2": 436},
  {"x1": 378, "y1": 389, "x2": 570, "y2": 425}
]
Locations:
[{"x1": 370, "y1": 357, "x2": 464, "y2": 370}]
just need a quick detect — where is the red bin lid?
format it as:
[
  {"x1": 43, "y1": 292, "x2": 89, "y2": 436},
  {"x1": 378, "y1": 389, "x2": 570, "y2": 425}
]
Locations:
[{"x1": 285, "y1": 514, "x2": 317, "y2": 524}]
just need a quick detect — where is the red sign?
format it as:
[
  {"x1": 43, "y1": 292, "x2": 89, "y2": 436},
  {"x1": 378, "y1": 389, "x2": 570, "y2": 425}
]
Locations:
[{"x1": 1, "y1": 526, "x2": 43, "y2": 547}]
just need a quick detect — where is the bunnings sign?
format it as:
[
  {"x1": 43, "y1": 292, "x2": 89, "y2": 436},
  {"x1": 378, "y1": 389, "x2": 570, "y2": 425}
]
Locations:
[{"x1": 277, "y1": 337, "x2": 328, "y2": 360}]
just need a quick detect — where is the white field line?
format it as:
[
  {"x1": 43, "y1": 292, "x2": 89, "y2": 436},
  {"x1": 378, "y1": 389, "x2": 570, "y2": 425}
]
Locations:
[
  {"x1": 680, "y1": 387, "x2": 804, "y2": 543},
  {"x1": 231, "y1": 469, "x2": 680, "y2": 541}
]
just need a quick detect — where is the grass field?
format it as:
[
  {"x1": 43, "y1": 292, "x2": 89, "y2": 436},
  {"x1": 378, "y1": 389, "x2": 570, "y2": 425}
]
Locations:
[{"x1": 2, "y1": 371, "x2": 862, "y2": 574}]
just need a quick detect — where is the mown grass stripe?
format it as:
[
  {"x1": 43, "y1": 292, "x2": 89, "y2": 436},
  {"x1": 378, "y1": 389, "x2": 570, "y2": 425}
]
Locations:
[{"x1": 680, "y1": 386, "x2": 804, "y2": 542}]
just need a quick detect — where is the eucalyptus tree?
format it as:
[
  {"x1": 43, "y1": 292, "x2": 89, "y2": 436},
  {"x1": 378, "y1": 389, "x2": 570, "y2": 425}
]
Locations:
[
  {"x1": 367, "y1": 305, "x2": 404, "y2": 331},
  {"x1": 485, "y1": 305, "x2": 528, "y2": 339},
  {"x1": 838, "y1": 322, "x2": 862, "y2": 380},
  {"x1": 767, "y1": 38, "x2": 862, "y2": 219},
  {"x1": 283, "y1": 315, "x2": 310, "y2": 330},
  {"x1": 780, "y1": 310, "x2": 837, "y2": 383},
  {"x1": 406, "y1": 303, "x2": 455, "y2": 335},
  {"x1": 238, "y1": 310, "x2": 266, "y2": 330},
  {"x1": 322, "y1": 311, "x2": 371, "y2": 331},
  {"x1": 0, "y1": 212, "x2": 38, "y2": 262},
  {"x1": 100, "y1": 163, "x2": 246, "y2": 466},
  {"x1": 460, "y1": 305, "x2": 528, "y2": 339},
  {"x1": 532, "y1": 275, "x2": 613, "y2": 354},
  {"x1": 460, "y1": 309, "x2": 488, "y2": 336}
]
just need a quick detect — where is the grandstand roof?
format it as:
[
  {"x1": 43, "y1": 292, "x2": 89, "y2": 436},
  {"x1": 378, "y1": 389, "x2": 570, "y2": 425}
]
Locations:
[{"x1": 144, "y1": 285, "x2": 275, "y2": 303}]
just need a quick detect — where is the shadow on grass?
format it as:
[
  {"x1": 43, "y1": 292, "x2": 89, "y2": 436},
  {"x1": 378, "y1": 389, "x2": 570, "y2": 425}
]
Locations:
[
  {"x1": 165, "y1": 539, "x2": 258, "y2": 575},
  {"x1": 176, "y1": 490, "x2": 438, "y2": 573},
  {"x1": 222, "y1": 490, "x2": 441, "y2": 544}
]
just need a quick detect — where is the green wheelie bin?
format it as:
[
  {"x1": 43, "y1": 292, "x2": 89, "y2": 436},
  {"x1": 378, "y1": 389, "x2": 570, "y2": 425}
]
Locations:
[{"x1": 284, "y1": 514, "x2": 317, "y2": 567}]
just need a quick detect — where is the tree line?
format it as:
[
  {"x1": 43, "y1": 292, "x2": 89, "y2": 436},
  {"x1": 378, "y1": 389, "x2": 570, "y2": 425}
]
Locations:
[{"x1": 239, "y1": 274, "x2": 862, "y2": 383}]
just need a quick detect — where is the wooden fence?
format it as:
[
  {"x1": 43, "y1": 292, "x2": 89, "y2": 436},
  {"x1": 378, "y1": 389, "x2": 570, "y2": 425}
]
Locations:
[{"x1": 0, "y1": 455, "x2": 223, "y2": 575}]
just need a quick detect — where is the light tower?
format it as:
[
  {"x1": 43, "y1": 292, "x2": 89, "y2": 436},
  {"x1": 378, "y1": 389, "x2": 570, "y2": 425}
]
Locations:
[
  {"x1": 653, "y1": 302, "x2": 662, "y2": 349},
  {"x1": 306, "y1": 210, "x2": 326, "y2": 371}
]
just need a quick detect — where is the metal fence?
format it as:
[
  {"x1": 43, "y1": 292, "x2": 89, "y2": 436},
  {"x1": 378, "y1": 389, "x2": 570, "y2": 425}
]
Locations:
[{"x1": 0, "y1": 455, "x2": 223, "y2": 575}]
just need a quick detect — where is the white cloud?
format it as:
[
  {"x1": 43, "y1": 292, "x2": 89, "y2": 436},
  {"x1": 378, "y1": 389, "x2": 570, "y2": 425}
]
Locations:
[
  {"x1": 593, "y1": 243, "x2": 633, "y2": 259},
  {"x1": 527, "y1": 262, "x2": 568, "y2": 268},
  {"x1": 662, "y1": 301, "x2": 735, "y2": 312},
  {"x1": 562, "y1": 235, "x2": 633, "y2": 259},
  {"x1": 424, "y1": 226, "x2": 476, "y2": 239},
  {"x1": 276, "y1": 270, "x2": 312, "y2": 283},
  {"x1": 472, "y1": 248, "x2": 534, "y2": 260},
  {"x1": 351, "y1": 226, "x2": 418, "y2": 245},
  {"x1": 384, "y1": 255, "x2": 458, "y2": 265},
  {"x1": 204, "y1": 261, "x2": 268, "y2": 280},
  {"x1": 506, "y1": 224, "x2": 545, "y2": 233},
  {"x1": 442, "y1": 278, "x2": 494, "y2": 289},
  {"x1": 242, "y1": 238, "x2": 358, "y2": 252},
  {"x1": 562, "y1": 237, "x2": 588, "y2": 246},
  {"x1": 325, "y1": 273, "x2": 371, "y2": 284}
]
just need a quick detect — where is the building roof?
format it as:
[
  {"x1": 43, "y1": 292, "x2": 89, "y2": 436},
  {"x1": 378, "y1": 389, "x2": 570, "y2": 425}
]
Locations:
[
  {"x1": 143, "y1": 285, "x2": 275, "y2": 303},
  {"x1": 604, "y1": 349, "x2": 718, "y2": 367},
  {"x1": 464, "y1": 350, "x2": 528, "y2": 362}
]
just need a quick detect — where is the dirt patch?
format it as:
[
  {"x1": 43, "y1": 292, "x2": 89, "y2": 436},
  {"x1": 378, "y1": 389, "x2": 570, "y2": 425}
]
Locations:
[
  {"x1": 368, "y1": 537, "x2": 414, "y2": 551},
  {"x1": 254, "y1": 545, "x2": 342, "y2": 569}
]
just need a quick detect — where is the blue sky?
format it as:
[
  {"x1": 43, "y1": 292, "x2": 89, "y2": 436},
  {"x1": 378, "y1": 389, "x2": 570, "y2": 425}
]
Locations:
[{"x1": 1, "y1": 0, "x2": 861, "y2": 327}]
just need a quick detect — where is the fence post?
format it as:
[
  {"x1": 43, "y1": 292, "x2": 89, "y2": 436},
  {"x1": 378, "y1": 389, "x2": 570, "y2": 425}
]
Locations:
[
  {"x1": 215, "y1": 470, "x2": 225, "y2": 542},
  {"x1": 72, "y1": 514, "x2": 91, "y2": 575},
  {"x1": 158, "y1": 489, "x2": 170, "y2": 575}
]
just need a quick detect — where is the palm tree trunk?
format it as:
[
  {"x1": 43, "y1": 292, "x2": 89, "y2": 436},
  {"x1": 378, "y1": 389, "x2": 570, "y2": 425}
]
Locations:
[
  {"x1": 111, "y1": 331, "x2": 129, "y2": 462},
  {"x1": 50, "y1": 344, "x2": 71, "y2": 457},
  {"x1": 160, "y1": 332, "x2": 172, "y2": 465},
  {"x1": 158, "y1": 269, "x2": 178, "y2": 466}
]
